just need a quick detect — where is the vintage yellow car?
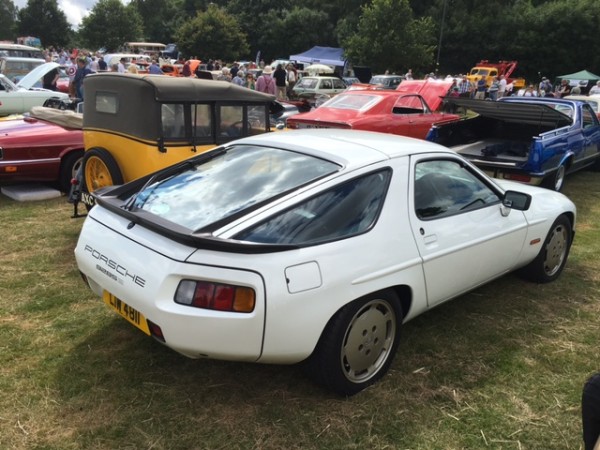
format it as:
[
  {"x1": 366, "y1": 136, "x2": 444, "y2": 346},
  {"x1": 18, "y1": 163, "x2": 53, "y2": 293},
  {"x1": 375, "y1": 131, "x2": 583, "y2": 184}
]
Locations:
[{"x1": 72, "y1": 73, "x2": 275, "y2": 210}]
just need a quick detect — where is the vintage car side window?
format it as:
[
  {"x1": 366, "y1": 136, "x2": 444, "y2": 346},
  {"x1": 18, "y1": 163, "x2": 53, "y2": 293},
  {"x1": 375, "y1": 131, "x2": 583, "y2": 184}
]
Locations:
[
  {"x1": 414, "y1": 160, "x2": 500, "y2": 220},
  {"x1": 193, "y1": 104, "x2": 212, "y2": 137},
  {"x1": 95, "y1": 91, "x2": 119, "y2": 114},
  {"x1": 235, "y1": 170, "x2": 391, "y2": 245},
  {"x1": 219, "y1": 105, "x2": 244, "y2": 137},
  {"x1": 247, "y1": 105, "x2": 268, "y2": 134},
  {"x1": 161, "y1": 103, "x2": 185, "y2": 138}
]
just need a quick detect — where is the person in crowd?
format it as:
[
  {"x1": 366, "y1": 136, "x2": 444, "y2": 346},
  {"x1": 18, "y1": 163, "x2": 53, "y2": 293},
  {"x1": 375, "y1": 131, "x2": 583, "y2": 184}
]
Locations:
[
  {"x1": 497, "y1": 74, "x2": 507, "y2": 98},
  {"x1": 66, "y1": 56, "x2": 77, "y2": 97},
  {"x1": 230, "y1": 62, "x2": 239, "y2": 79},
  {"x1": 127, "y1": 64, "x2": 139, "y2": 74},
  {"x1": 181, "y1": 60, "x2": 192, "y2": 77},
  {"x1": 148, "y1": 60, "x2": 163, "y2": 75},
  {"x1": 582, "y1": 372, "x2": 600, "y2": 450},
  {"x1": 256, "y1": 65, "x2": 276, "y2": 95},
  {"x1": 556, "y1": 79, "x2": 571, "y2": 97},
  {"x1": 286, "y1": 63, "x2": 297, "y2": 98},
  {"x1": 539, "y1": 77, "x2": 553, "y2": 96},
  {"x1": 488, "y1": 76, "x2": 500, "y2": 101},
  {"x1": 458, "y1": 75, "x2": 472, "y2": 97},
  {"x1": 405, "y1": 68, "x2": 413, "y2": 80},
  {"x1": 73, "y1": 57, "x2": 94, "y2": 100},
  {"x1": 206, "y1": 59, "x2": 214, "y2": 71},
  {"x1": 117, "y1": 58, "x2": 127, "y2": 73},
  {"x1": 89, "y1": 57, "x2": 99, "y2": 72},
  {"x1": 474, "y1": 76, "x2": 487, "y2": 100},
  {"x1": 273, "y1": 64, "x2": 287, "y2": 100},
  {"x1": 232, "y1": 70, "x2": 245, "y2": 86},
  {"x1": 521, "y1": 84, "x2": 538, "y2": 96},
  {"x1": 589, "y1": 81, "x2": 600, "y2": 96},
  {"x1": 571, "y1": 85, "x2": 582, "y2": 95},
  {"x1": 98, "y1": 56, "x2": 107, "y2": 71},
  {"x1": 42, "y1": 56, "x2": 59, "y2": 91},
  {"x1": 216, "y1": 67, "x2": 231, "y2": 81},
  {"x1": 245, "y1": 73, "x2": 256, "y2": 90}
]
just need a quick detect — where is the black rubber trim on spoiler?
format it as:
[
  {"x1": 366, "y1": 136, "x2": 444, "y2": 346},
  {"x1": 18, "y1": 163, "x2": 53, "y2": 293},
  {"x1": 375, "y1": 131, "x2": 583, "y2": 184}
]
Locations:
[{"x1": 94, "y1": 194, "x2": 300, "y2": 254}]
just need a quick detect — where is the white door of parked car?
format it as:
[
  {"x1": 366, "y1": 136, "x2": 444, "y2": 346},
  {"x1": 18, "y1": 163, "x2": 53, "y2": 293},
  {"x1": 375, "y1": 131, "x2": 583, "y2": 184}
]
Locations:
[{"x1": 408, "y1": 154, "x2": 529, "y2": 307}]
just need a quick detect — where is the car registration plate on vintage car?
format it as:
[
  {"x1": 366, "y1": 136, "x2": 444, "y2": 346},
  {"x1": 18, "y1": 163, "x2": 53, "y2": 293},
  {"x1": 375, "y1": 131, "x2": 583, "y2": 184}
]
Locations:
[{"x1": 103, "y1": 291, "x2": 150, "y2": 335}]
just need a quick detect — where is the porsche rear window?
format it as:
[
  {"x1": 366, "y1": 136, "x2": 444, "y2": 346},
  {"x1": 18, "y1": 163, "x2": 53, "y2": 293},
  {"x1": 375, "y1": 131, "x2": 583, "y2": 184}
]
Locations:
[{"x1": 129, "y1": 145, "x2": 340, "y2": 230}]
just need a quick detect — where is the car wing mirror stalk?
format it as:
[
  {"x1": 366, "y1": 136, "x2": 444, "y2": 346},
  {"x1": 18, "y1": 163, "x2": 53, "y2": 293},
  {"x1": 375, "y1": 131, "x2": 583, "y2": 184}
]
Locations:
[{"x1": 502, "y1": 190, "x2": 532, "y2": 214}]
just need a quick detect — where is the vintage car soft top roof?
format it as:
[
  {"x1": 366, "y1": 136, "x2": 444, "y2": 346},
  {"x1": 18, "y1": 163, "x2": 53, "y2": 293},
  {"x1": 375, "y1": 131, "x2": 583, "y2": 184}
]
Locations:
[{"x1": 84, "y1": 73, "x2": 276, "y2": 102}]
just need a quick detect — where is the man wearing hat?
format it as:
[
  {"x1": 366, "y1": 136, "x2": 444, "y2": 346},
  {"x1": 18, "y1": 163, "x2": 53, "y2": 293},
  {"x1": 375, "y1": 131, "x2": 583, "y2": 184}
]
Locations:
[
  {"x1": 539, "y1": 77, "x2": 552, "y2": 95},
  {"x1": 256, "y1": 65, "x2": 276, "y2": 95}
]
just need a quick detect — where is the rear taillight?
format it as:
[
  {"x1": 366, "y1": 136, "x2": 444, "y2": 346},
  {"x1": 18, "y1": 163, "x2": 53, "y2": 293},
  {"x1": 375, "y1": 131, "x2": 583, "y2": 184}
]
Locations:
[{"x1": 174, "y1": 280, "x2": 255, "y2": 313}]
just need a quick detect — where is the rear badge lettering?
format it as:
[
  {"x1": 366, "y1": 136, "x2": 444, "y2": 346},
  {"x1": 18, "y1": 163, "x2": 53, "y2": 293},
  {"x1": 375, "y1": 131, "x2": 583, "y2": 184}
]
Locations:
[{"x1": 85, "y1": 244, "x2": 146, "y2": 287}]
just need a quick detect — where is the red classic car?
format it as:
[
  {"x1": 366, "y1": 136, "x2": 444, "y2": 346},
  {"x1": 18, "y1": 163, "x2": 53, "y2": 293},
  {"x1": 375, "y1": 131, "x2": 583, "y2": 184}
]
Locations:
[
  {"x1": 0, "y1": 106, "x2": 84, "y2": 192},
  {"x1": 286, "y1": 79, "x2": 460, "y2": 139}
]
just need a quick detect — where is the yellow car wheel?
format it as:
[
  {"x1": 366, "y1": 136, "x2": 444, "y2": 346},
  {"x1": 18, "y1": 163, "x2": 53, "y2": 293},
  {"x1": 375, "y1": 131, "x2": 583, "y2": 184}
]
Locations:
[{"x1": 83, "y1": 147, "x2": 124, "y2": 192}]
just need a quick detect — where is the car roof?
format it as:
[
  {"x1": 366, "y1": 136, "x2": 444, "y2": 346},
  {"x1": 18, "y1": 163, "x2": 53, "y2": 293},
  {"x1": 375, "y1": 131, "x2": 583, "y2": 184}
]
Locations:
[
  {"x1": 230, "y1": 128, "x2": 452, "y2": 168},
  {"x1": 84, "y1": 73, "x2": 276, "y2": 102}
]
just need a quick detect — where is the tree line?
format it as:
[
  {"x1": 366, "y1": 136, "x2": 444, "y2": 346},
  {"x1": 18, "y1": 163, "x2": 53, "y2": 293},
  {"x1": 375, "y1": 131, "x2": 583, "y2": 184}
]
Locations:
[{"x1": 1, "y1": 0, "x2": 599, "y2": 81}]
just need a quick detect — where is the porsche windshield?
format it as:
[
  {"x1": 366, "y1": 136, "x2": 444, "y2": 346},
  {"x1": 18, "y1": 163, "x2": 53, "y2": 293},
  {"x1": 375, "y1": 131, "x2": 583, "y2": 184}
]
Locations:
[{"x1": 129, "y1": 145, "x2": 340, "y2": 230}]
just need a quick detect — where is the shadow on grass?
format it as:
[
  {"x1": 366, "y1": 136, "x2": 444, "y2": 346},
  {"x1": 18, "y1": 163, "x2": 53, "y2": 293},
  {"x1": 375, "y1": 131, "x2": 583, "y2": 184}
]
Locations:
[{"x1": 49, "y1": 257, "x2": 595, "y2": 448}]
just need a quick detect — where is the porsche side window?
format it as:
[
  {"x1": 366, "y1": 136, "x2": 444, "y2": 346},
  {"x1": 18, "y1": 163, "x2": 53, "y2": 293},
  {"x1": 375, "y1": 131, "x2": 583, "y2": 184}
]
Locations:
[
  {"x1": 414, "y1": 160, "x2": 500, "y2": 219},
  {"x1": 236, "y1": 170, "x2": 391, "y2": 245}
]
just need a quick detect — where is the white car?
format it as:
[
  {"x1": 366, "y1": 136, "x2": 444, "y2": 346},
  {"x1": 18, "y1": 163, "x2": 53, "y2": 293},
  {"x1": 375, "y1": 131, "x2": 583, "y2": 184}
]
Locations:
[
  {"x1": 292, "y1": 76, "x2": 347, "y2": 97},
  {"x1": 0, "y1": 62, "x2": 69, "y2": 116},
  {"x1": 75, "y1": 129, "x2": 576, "y2": 395}
]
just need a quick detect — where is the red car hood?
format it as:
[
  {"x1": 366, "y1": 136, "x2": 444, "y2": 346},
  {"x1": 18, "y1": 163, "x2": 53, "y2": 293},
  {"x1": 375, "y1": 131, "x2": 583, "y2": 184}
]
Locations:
[{"x1": 396, "y1": 79, "x2": 454, "y2": 111}]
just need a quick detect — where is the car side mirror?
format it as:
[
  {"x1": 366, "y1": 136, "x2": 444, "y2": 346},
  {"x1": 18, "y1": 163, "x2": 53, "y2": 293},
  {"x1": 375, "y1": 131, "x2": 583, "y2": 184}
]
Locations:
[{"x1": 502, "y1": 190, "x2": 531, "y2": 211}]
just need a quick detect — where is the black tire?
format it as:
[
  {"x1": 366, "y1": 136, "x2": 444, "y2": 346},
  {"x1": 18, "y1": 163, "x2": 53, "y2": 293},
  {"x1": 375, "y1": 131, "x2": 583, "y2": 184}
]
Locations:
[
  {"x1": 81, "y1": 147, "x2": 123, "y2": 210},
  {"x1": 58, "y1": 151, "x2": 84, "y2": 193},
  {"x1": 305, "y1": 290, "x2": 403, "y2": 396},
  {"x1": 518, "y1": 214, "x2": 572, "y2": 283},
  {"x1": 542, "y1": 163, "x2": 566, "y2": 191}
]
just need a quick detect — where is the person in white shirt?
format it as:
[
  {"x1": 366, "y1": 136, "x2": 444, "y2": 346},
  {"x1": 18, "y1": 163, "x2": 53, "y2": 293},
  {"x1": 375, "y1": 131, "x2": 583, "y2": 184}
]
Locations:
[
  {"x1": 117, "y1": 58, "x2": 127, "y2": 73},
  {"x1": 498, "y1": 75, "x2": 507, "y2": 98},
  {"x1": 589, "y1": 81, "x2": 600, "y2": 96}
]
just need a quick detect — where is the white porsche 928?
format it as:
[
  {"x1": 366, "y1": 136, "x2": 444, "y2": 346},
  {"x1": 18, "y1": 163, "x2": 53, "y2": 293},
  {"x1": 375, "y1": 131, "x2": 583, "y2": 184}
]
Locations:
[{"x1": 75, "y1": 129, "x2": 576, "y2": 396}]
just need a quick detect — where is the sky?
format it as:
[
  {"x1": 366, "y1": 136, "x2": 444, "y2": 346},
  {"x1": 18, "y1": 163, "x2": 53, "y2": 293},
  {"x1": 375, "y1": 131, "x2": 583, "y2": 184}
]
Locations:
[{"x1": 13, "y1": 0, "x2": 126, "y2": 29}]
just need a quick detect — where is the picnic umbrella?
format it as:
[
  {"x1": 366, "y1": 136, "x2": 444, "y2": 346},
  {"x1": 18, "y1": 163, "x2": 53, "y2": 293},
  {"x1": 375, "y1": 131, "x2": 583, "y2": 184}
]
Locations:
[{"x1": 305, "y1": 64, "x2": 334, "y2": 74}]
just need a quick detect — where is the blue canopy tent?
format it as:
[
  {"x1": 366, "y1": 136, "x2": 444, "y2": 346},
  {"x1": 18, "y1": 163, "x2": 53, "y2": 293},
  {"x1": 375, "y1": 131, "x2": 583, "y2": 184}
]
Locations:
[{"x1": 289, "y1": 46, "x2": 346, "y2": 67}]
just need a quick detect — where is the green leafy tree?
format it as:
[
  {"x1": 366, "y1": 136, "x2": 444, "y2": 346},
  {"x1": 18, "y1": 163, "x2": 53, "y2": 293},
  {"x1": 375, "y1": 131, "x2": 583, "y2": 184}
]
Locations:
[
  {"x1": 343, "y1": 0, "x2": 435, "y2": 74},
  {"x1": 175, "y1": 5, "x2": 249, "y2": 61},
  {"x1": 0, "y1": 0, "x2": 17, "y2": 41},
  {"x1": 254, "y1": 7, "x2": 335, "y2": 62},
  {"x1": 129, "y1": 0, "x2": 181, "y2": 44},
  {"x1": 78, "y1": 0, "x2": 143, "y2": 52},
  {"x1": 16, "y1": 0, "x2": 71, "y2": 48}
]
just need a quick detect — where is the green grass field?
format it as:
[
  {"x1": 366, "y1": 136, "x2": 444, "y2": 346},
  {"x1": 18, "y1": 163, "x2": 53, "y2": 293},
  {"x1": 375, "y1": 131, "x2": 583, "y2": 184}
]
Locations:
[{"x1": 1, "y1": 172, "x2": 598, "y2": 450}]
